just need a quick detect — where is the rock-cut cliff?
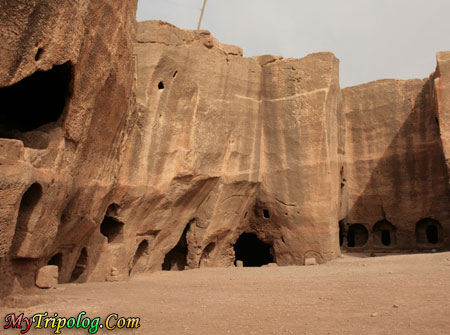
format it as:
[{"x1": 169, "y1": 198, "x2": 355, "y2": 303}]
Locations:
[
  {"x1": 113, "y1": 21, "x2": 343, "y2": 275},
  {"x1": 0, "y1": 4, "x2": 449, "y2": 301}
]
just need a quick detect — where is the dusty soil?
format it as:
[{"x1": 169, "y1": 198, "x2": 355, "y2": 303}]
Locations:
[{"x1": 2, "y1": 252, "x2": 450, "y2": 335}]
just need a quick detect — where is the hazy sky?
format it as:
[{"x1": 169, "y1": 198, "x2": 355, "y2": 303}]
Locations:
[{"x1": 137, "y1": 0, "x2": 450, "y2": 87}]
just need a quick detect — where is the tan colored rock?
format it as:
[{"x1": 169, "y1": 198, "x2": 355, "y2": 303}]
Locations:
[
  {"x1": 342, "y1": 77, "x2": 450, "y2": 251},
  {"x1": 110, "y1": 267, "x2": 120, "y2": 277},
  {"x1": 122, "y1": 21, "x2": 342, "y2": 274},
  {"x1": 0, "y1": 0, "x2": 138, "y2": 299},
  {"x1": 305, "y1": 258, "x2": 318, "y2": 266},
  {"x1": 36, "y1": 265, "x2": 58, "y2": 289},
  {"x1": 434, "y1": 52, "x2": 450, "y2": 174},
  {"x1": 0, "y1": 3, "x2": 449, "y2": 302}
]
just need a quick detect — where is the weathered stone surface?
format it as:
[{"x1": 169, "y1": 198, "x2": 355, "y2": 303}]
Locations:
[
  {"x1": 0, "y1": 7, "x2": 449, "y2": 302},
  {"x1": 305, "y1": 257, "x2": 317, "y2": 266},
  {"x1": 35, "y1": 265, "x2": 58, "y2": 289},
  {"x1": 434, "y1": 52, "x2": 450, "y2": 173},
  {"x1": 342, "y1": 77, "x2": 450, "y2": 250},
  {"x1": 0, "y1": 0, "x2": 137, "y2": 299},
  {"x1": 115, "y1": 20, "x2": 342, "y2": 274}
]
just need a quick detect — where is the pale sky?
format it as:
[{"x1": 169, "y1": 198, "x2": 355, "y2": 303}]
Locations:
[{"x1": 137, "y1": 0, "x2": 450, "y2": 87}]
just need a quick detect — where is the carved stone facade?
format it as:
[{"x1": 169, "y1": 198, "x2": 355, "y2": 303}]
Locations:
[{"x1": 0, "y1": 3, "x2": 449, "y2": 300}]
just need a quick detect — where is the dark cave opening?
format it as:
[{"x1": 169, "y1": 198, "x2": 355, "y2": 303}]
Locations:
[
  {"x1": 70, "y1": 248, "x2": 88, "y2": 282},
  {"x1": 347, "y1": 224, "x2": 368, "y2": 248},
  {"x1": 106, "y1": 203, "x2": 120, "y2": 216},
  {"x1": 129, "y1": 240, "x2": 149, "y2": 276},
  {"x1": 35, "y1": 48, "x2": 44, "y2": 61},
  {"x1": 163, "y1": 225, "x2": 189, "y2": 271},
  {"x1": 426, "y1": 225, "x2": 439, "y2": 244},
  {"x1": 263, "y1": 209, "x2": 270, "y2": 218},
  {"x1": 48, "y1": 252, "x2": 63, "y2": 282},
  {"x1": 381, "y1": 230, "x2": 391, "y2": 246},
  {"x1": 233, "y1": 233, "x2": 273, "y2": 267},
  {"x1": 17, "y1": 183, "x2": 42, "y2": 225},
  {"x1": 100, "y1": 216, "x2": 124, "y2": 243},
  {"x1": 11, "y1": 183, "x2": 43, "y2": 256},
  {"x1": 48, "y1": 252, "x2": 63, "y2": 269},
  {"x1": 0, "y1": 62, "x2": 72, "y2": 138},
  {"x1": 158, "y1": 81, "x2": 164, "y2": 90},
  {"x1": 373, "y1": 220, "x2": 396, "y2": 247},
  {"x1": 416, "y1": 218, "x2": 442, "y2": 246}
]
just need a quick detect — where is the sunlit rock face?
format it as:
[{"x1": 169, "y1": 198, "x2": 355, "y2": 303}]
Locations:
[
  {"x1": 0, "y1": 0, "x2": 138, "y2": 298},
  {"x1": 1, "y1": 7, "x2": 449, "y2": 301},
  {"x1": 116, "y1": 21, "x2": 343, "y2": 274}
]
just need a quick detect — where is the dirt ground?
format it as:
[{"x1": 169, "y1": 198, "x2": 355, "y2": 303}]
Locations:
[{"x1": 2, "y1": 252, "x2": 450, "y2": 335}]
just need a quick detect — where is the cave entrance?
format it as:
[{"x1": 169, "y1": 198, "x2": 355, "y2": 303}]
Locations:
[
  {"x1": 0, "y1": 62, "x2": 72, "y2": 138},
  {"x1": 426, "y1": 226, "x2": 438, "y2": 244},
  {"x1": 416, "y1": 218, "x2": 442, "y2": 245},
  {"x1": 373, "y1": 220, "x2": 396, "y2": 247},
  {"x1": 347, "y1": 224, "x2": 368, "y2": 248},
  {"x1": 162, "y1": 225, "x2": 189, "y2": 271},
  {"x1": 11, "y1": 183, "x2": 43, "y2": 257},
  {"x1": 233, "y1": 233, "x2": 273, "y2": 267},
  {"x1": 381, "y1": 230, "x2": 391, "y2": 246},
  {"x1": 100, "y1": 216, "x2": 124, "y2": 243},
  {"x1": 129, "y1": 240, "x2": 149, "y2": 276},
  {"x1": 48, "y1": 253, "x2": 63, "y2": 269},
  {"x1": 70, "y1": 248, "x2": 88, "y2": 282},
  {"x1": 48, "y1": 252, "x2": 63, "y2": 283}
]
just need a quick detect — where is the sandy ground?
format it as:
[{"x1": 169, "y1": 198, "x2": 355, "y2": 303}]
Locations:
[{"x1": 2, "y1": 252, "x2": 450, "y2": 335}]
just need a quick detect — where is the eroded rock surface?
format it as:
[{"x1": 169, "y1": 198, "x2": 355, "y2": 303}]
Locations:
[
  {"x1": 0, "y1": 7, "x2": 449, "y2": 301},
  {"x1": 0, "y1": 0, "x2": 138, "y2": 298},
  {"x1": 113, "y1": 21, "x2": 342, "y2": 277},
  {"x1": 342, "y1": 77, "x2": 450, "y2": 250}
]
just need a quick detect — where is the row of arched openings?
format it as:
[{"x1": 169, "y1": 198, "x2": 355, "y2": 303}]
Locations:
[{"x1": 339, "y1": 218, "x2": 443, "y2": 248}]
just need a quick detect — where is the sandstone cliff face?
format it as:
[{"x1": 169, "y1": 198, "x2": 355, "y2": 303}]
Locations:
[
  {"x1": 1, "y1": 6, "x2": 449, "y2": 300},
  {"x1": 0, "y1": 0, "x2": 137, "y2": 298},
  {"x1": 434, "y1": 52, "x2": 450, "y2": 173},
  {"x1": 106, "y1": 21, "x2": 342, "y2": 277},
  {"x1": 342, "y1": 74, "x2": 450, "y2": 250}
]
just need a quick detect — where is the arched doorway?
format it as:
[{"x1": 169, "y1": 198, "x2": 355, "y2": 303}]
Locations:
[
  {"x1": 163, "y1": 224, "x2": 190, "y2": 271},
  {"x1": 70, "y1": 248, "x2": 88, "y2": 282},
  {"x1": 373, "y1": 219, "x2": 397, "y2": 247},
  {"x1": 48, "y1": 252, "x2": 63, "y2": 283},
  {"x1": 347, "y1": 224, "x2": 369, "y2": 248},
  {"x1": 416, "y1": 218, "x2": 442, "y2": 245},
  {"x1": 11, "y1": 182, "x2": 43, "y2": 256},
  {"x1": 100, "y1": 216, "x2": 124, "y2": 243},
  {"x1": 129, "y1": 240, "x2": 149, "y2": 276},
  {"x1": 233, "y1": 233, "x2": 273, "y2": 267}
]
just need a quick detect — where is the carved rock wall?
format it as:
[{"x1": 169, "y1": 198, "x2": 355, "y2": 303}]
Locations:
[
  {"x1": 0, "y1": 8, "x2": 449, "y2": 301},
  {"x1": 342, "y1": 65, "x2": 450, "y2": 250},
  {"x1": 0, "y1": 0, "x2": 138, "y2": 298},
  {"x1": 108, "y1": 21, "x2": 342, "y2": 277}
]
